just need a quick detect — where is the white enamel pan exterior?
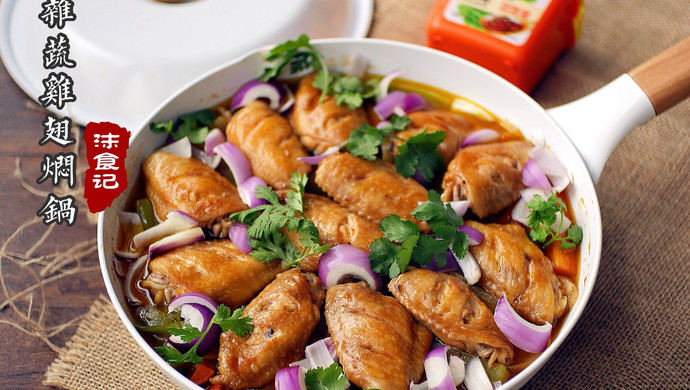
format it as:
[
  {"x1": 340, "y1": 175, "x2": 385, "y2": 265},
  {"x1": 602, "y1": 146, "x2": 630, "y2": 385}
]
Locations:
[{"x1": 97, "y1": 37, "x2": 690, "y2": 390}]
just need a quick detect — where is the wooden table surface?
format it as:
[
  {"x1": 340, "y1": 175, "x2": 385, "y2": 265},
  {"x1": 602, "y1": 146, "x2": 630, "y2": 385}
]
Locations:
[{"x1": 0, "y1": 58, "x2": 105, "y2": 389}]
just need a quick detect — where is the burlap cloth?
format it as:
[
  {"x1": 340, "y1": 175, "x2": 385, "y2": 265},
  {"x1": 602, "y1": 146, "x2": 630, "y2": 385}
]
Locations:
[{"x1": 45, "y1": 0, "x2": 690, "y2": 389}]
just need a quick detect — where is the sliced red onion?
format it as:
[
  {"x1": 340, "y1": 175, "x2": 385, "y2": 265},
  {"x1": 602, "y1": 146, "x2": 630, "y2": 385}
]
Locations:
[
  {"x1": 275, "y1": 366, "x2": 307, "y2": 390},
  {"x1": 449, "y1": 355, "x2": 466, "y2": 386},
  {"x1": 521, "y1": 160, "x2": 552, "y2": 192},
  {"x1": 306, "y1": 338, "x2": 336, "y2": 369},
  {"x1": 376, "y1": 120, "x2": 390, "y2": 129},
  {"x1": 168, "y1": 292, "x2": 218, "y2": 314},
  {"x1": 298, "y1": 145, "x2": 340, "y2": 165},
  {"x1": 464, "y1": 356, "x2": 493, "y2": 390},
  {"x1": 279, "y1": 87, "x2": 295, "y2": 113},
  {"x1": 344, "y1": 53, "x2": 370, "y2": 78},
  {"x1": 424, "y1": 346, "x2": 457, "y2": 390},
  {"x1": 238, "y1": 176, "x2": 269, "y2": 208},
  {"x1": 132, "y1": 210, "x2": 199, "y2": 249},
  {"x1": 119, "y1": 211, "x2": 142, "y2": 226},
  {"x1": 124, "y1": 254, "x2": 149, "y2": 304},
  {"x1": 376, "y1": 69, "x2": 404, "y2": 102},
  {"x1": 204, "y1": 128, "x2": 226, "y2": 156},
  {"x1": 461, "y1": 129, "x2": 499, "y2": 148},
  {"x1": 409, "y1": 382, "x2": 428, "y2": 390},
  {"x1": 148, "y1": 227, "x2": 205, "y2": 259},
  {"x1": 450, "y1": 248, "x2": 481, "y2": 285},
  {"x1": 231, "y1": 79, "x2": 285, "y2": 111},
  {"x1": 214, "y1": 142, "x2": 253, "y2": 185},
  {"x1": 529, "y1": 146, "x2": 570, "y2": 192},
  {"x1": 374, "y1": 90, "x2": 406, "y2": 120},
  {"x1": 318, "y1": 245, "x2": 382, "y2": 291},
  {"x1": 228, "y1": 223, "x2": 252, "y2": 254},
  {"x1": 400, "y1": 93, "x2": 427, "y2": 113},
  {"x1": 116, "y1": 211, "x2": 145, "y2": 259},
  {"x1": 191, "y1": 146, "x2": 221, "y2": 169},
  {"x1": 323, "y1": 337, "x2": 337, "y2": 360},
  {"x1": 448, "y1": 200, "x2": 470, "y2": 217},
  {"x1": 413, "y1": 170, "x2": 431, "y2": 187},
  {"x1": 158, "y1": 136, "x2": 192, "y2": 158},
  {"x1": 458, "y1": 225, "x2": 484, "y2": 246},
  {"x1": 421, "y1": 251, "x2": 460, "y2": 273},
  {"x1": 289, "y1": 358, "x2": 312, "y2": 370},
  {"x1": 168, "y1": 303, "x2": 220, "y2": 356},
  {"x1": 494, "y1": 295, "x2": 552, "y2": 353}
]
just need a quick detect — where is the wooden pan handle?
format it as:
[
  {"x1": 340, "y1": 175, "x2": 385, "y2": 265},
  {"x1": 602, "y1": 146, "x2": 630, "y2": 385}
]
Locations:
[{"x1": 628, "y1": 36, "x2": 690, "y2": 114}]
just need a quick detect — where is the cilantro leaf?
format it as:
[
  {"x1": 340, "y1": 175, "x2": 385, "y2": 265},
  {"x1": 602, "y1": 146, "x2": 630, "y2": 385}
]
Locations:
[
  {"x1": 369, "y1": 238, "x2": 402, "y2": 275},
  {"x1": 326, "y1": 74, "x2": 379, "y2": 109},
  {"x1": 305, "y1": 363, "x2": 349, "y2": 390},
  {"x1": 155, "y1": 305, "x2": 253, "y2": 365},
  {"x1": 380, "y1": 215, "x2": 420, "y2": 242},
  {"x1": 228, "y1": 173, "x2": 330, "y2": 268},
  {"x1": 412, "y1": 235, "x2": 450, "y2": 266},
  {"x1": 395, "y1": 130, "x2": 445, "y2": 181},
  {"x1": 347, "y1": 124, "x2": 384, "y2": 161},
  {"x1": 149, "y1": 109, "x2": 214, "y2": 144},
  {"x1": 525, "y1": 192, "x2": 584, "y2": 249}
]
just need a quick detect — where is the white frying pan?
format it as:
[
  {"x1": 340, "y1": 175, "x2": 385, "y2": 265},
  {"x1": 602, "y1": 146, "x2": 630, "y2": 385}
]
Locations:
[{"x1": 97, "y1": 37, "x2": 690, "y2": 390}]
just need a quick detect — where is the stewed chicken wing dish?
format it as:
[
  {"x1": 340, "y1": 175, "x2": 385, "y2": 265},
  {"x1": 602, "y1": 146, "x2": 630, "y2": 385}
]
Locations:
[{"x1": 115, "y1": 37, "x2": 582, "y2": 390}]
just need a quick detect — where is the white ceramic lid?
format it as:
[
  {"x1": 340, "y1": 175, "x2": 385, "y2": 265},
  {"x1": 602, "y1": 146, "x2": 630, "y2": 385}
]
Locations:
[{"x1": 0, "y1": 0, "x2": 373, "y2": 131}]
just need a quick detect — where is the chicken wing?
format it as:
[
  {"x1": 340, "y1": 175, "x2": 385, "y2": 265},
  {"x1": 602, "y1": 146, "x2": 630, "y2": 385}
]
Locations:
[
  {"x1": 465, "y1": 221, "x2": 577, "y2": 325},
  {"x1": 290, "y1": 74, "x2": 369, "y2": 154},
  {"x1": 212, "y1": 269, "x2": 323, "y2": 389},
  {"x1": 141, "y1": 239, "x2": 282, "y2": 308},
  {"x1": 225, "y1": 100, "x2": 311, "y2": 189},
  {"x1": 325, "y1": 282, "x2": 432, "y2": 390},
  {"x1": 142, "y1": 152, "x2": 247, "y2": 226},
  {"x1": 441, "y1": 140, "x2": 532, "y2": 218},
  {"x1": 314, "y1": 152, "x2": 429, "y2": 231},
  {"x1": 389, "y1": 269, "x2": 513, "y2": 365}
]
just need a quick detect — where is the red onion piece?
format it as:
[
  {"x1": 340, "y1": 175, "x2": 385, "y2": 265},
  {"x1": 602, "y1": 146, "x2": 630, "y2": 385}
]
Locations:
[
  {"x1": 279, "y1": 87, "x2": 295, "y2": 113},
  {"x1": 457, "y1": 225, "x2": 484, "y2": 246},
  {"x1": 376, "y1": 120, "x2": 390, "y2": 129},
  {"x1": 424, "y1": 346, "x2": 457, "y2": 390},
  {"x1": 168, "y1": 292, "x2": 218, "y2": 314},
  {"x1": 521, "y1": 160, "x2": 552, "y2": 192},
  {"x1": 132, "y1": 210, "x2": 199, "y2": 249},
  {"x1": 494, "y1": 295, "x2": 552, "y2": 353},
  {"x1": 158, "y1": 136, "x2": 192, "y2": 157},
  {"x1": 238, "y1": 176, "x2": 269, "y2": 208},
  {"x1": 298, "y1": 145, "x2": 340, "y2": 165},
  {"x1": 400, "y1": 92, "x2": 427, "y2": 113},
  {"x1": 448, "y1": 355, "x2": 466, "y2": 386},
  {"x1": 421, "y1": 251, "x2": 459, "y2": 273},
  {"x1": 529, "y1": 146, "x2": 570, "y2": 192},
  {"x1": 214, "y1": 142, "x2": 253, "y2": 185},
  {"x1": 448, "y1": 200, "x2": 470, "y2": 217},
  {"x1": 124, "y1": 255, "x2": 149, "y2": 305},
  {"x1": 191, "y1": 146, "x2": 221, "y2": 169},
  {"x1": 167, "y1": 302, "x2": 220, "y2": 356},
  {"x1": 275, "y1": 366, "x2": 307, "y2": 390},
  {"x1": 228, "y1": 223, "x2": 252, "y2": 254},
  {"x1": 374, "y1": 90, "x2": 406, "y2": 120},
  {"x1": 119, "y1": 211, "x2": 142, "y2": 226},
  {"x1": 231, "y1": 80, "x2": 285, "y2": 111},
  {"x1": 344, "y1": 53, "x2": 370, "y2": 78},
  {"x1": 461, "y1": 129, "x2": 499, "y2": 148},
  {"x1": 288, "y1": 358, "x2": 311, "y2": 370},
  {"x1": 204, "y1": 128, "x2": 226, "y2": 156},
  {"x1": 306, "y1": 338, "x2": 336, "y2": 369},
  {"x1": 376, "y1": 69, "x2": 404, "y2": 102},
  {"x1": 450, "y1": 248, "x2": 481, "y2": 285},
  {"x1": 148, "y1": 227, "x2": 205, "y2": 259},
  {"x1": 464, "y1": 356, "x2": 493, "y2": 390},
  {"x1": 318, "y1": 245, "x2": 382, "y2": 291},
  {"x1": 323, "y1": 337, "x2": 337, "y2": 360}
]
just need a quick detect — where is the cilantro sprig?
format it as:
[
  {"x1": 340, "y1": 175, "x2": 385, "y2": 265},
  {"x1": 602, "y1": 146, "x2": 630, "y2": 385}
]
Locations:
[
  {"x1": 229, "y1": 173, "x2": 331, "y2": 268},
  {"x1": 369, "y1": 190, "x2": 468, "y2": 278},
  {"x1": 305, "y1": 363, "x2": 349, "y2": 390},
  {"x1": 155, "y1": 305, "x2": 253, "y2": 365},
  {"x1": 150, "y1": 109, "x2": 215, "y2": 144},
  {"x1": 526, "y1": 192, "x2": 583, "y2": 249},
  {"x1": 346, "y1": 115, "x2": 446, "y2": 182},
  {"x1": 259, "y1": 34, "x2": 378, "y2": 109}
]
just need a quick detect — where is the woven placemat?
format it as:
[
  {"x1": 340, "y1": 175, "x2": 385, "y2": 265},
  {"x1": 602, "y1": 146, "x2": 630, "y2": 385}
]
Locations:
[{"x1": 45, "y1": 0, "x2": 689, "y2": 389}]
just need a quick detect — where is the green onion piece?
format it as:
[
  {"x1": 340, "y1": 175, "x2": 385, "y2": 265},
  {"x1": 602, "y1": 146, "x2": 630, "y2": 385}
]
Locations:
[
  {"x1": 486, "y1": 363, "x2": 510, "y2": 384},
  {"x1": 136, "y1": 198, "x2": 156, "y2": 230}
]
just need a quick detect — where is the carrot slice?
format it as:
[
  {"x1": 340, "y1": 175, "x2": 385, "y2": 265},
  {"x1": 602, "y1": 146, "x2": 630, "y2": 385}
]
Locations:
[
  {"x1": 189, "y1": 361, "x2": 216, "y2": 386},
  {"x1": 544, "y1": 240, "x2": 578, "y2": 278}
]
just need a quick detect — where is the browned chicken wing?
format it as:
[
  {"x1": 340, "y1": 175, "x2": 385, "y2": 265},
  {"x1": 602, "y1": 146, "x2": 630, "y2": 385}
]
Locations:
[
  {"x1": 465, "y1": 221, "x2": 577, "y2": 325},
  {"x1": 212, "y1": 269, "x2": 323, "y2": 389},
  {"x1": 290, "y1": 74, "x2": 369, "y2": 154},
  {"x1": 389, "y1": 269, "x2": 514, "y2": 366},
  {"x1": 441, "y1": 140, "x2": 532, "y2": 218},
  {"x1": 226, "y1": 100, "x2": 311, "y2": 189},
  {"x1": 141, "y1": 239, "x2": 282, "y2": 308},
  {"x1": 142, "y1": 152, "x2": 247, "y2": 226},
  {"x1": 314, "y1": 152, "x2": 429, "y2": 231},
  {"x1": 325, "y1": 283, "x2": 432, "y2": 390}
]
